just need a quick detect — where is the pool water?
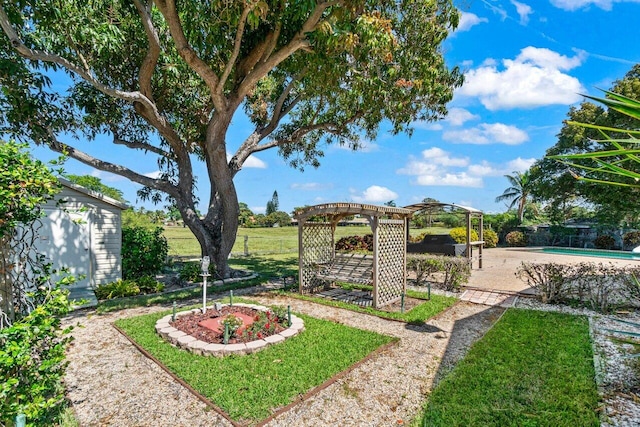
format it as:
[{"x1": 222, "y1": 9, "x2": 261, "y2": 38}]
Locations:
[{"x1": 537, "y1": 247, "x2": 640, "y2": 260}]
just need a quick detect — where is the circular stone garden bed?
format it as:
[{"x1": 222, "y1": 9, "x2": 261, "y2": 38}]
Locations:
[{"x1": 155, "y1": 303, "x2": 304, "y2": 357}]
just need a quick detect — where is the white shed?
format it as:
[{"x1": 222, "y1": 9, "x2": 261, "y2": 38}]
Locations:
[{"x1": 35, "y1": 178, "x2": 128, "y2": 306}]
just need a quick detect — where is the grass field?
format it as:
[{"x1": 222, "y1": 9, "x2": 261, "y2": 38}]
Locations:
[{"x1": 163, "y1": 225, "x2": 451, "y2": 257}]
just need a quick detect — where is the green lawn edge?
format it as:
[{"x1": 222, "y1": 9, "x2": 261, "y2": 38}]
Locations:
[
  {"x1": 416, "y1": 308, "x2": 601, "y2": 427},
  {"x1": 114, "y1": 301, "x2": 396, "y2": 425},
  {"x1": 279, "y1": 288, "x2": 457, "y2": 324}
]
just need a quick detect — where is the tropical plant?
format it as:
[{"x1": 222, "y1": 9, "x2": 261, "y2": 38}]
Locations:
[
  {"x1": 536, "y1": 65, "x2": 640, "y2": 226},
  {"x1": 495, "y1": 170, "x2": 533, "y2": 224},
  {"x1": 548, "y1": 90, "x2": 640, "y2": 188},
  {"x1": 0, "y1": 1, "x2": 463, "y2": 278}
]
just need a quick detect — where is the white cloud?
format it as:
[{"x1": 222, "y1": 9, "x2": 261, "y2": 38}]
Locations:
[
  {"x1": 143, "y1": 171, "x2": 163, "y2": 179},
  {"x1": 227, "y1": 152, "x2": 267, "y2": 168},
  {"x1": 458, "y1": 46, "x2": 586, "y2": 110},
  {"x1": 456, "y1": 12, "x2": 488, "y2": 32},
  {"x1": 445, "y1": 108, "x2": 479, "y2": 126},
  {"x1": 351, "y1": 185, "x2": 398, "y2": 203},
  {"x1": 415, "y1": 172, "x2": 483, "y2": 187},
  {"x1": 398, "y1": 147, "x2": 536, "y2": 188},
  {"x1": 89, "y1": 169, "x2": 127, "y2": 182},
  {"x1": 549, "y1": 0, "x2": 631, "y2": 11},
  {"x1": 443, "y1": 123, "x2": 529, "y2": 145},
  {"x1": 290, "y1": 182, "x2": 333, "y2": 191},
  {"x1": 511, "y1": 0, "x2": 533, "y2": 24},
  {"x1": 505, "y1": 157, "x2": 537, "y2": 172},
  {"x1": 251, "y1": 206, "x2": 266, "y2": 214},
  {"x1": 467, "y1": 161, "x2": 499, "y2": 176}
]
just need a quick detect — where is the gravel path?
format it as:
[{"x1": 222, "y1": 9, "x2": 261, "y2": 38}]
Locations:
[
  {"x1": 63, "y1": 290, "x2": 502, "y2": 426},
  {"x1": 62, "y1": 285, "x2": 640, "y2": 426}
]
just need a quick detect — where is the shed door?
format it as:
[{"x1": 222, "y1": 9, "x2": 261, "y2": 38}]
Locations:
[{"x1": 38, "y1": 208, "x2": 93, "y2": 304}]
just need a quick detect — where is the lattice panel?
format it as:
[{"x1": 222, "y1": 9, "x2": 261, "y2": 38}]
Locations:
[
  {"x1": 299, "y1": 223, "x2": 333, "y2": 294},
  {"x1": 375, "y1": 219, "x2": 406, "y2": 307}
]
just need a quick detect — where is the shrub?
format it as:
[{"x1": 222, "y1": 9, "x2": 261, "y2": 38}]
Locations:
[
  {"x1": 409, "y1": 232, "x2": 431, "y2": 243},
  {"x1": 0, "y1": 287, "x2": 72, "y2": 426},
  {"x1": 121, "y1": 226, "x2": 168, "y2": 279},
  {"x1": 505, "y1": 231, "x2": 526, "y2": 247},
  {"x1": 449, "y1": 227, "x2": 479, "y2": 244},
  {"x1": 179, "y1": 261, "x2": 216, "y2": 282},
  {"x1": 623, "y1": 231, "x2": 640, "y2": 248},
  {"x1": 407, "y1": 254, "x2": 471, "y2": 291},
  {"x1": 94, "y1": 276, "x2": 165, "y2": 300},
  {"x1": 516, "y1": 262, "x2": 577, "y2": 303},
  {"x1": 335, "y1": 234, "x2": 373, "y2": 252},
  {"x1": 94, "y1": 279, "x2": 140, "y2": 300},
  {"x1": 482, "y1": 229, "x2": 498, "y2": 248},
  {"x1": 135, "y1": 275, "x2": 165, "y2": 294},
  {"x1": 593, "y1": 235, "x2": 615, "y2": 250}
]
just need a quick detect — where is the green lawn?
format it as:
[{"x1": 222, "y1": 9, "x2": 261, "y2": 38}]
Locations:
[
  {"x1": 416, "y1": 308, "x2": 601, "y2": 426},
  {"x1": 115, "y1": 301, "x2": 396, "y2": 424},
  {"x1": 163, "y1": 225, "x2": 450, "y2": 257}
]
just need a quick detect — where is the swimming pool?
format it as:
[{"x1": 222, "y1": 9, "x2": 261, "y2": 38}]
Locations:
[{"x1": 535, "y1": 247, "x2": 640, "y2": 261}]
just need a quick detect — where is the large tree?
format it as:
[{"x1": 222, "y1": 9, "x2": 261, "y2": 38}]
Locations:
[
  {"x1": 0, "y1": 0, "x2": 462, "y2": 276},
  {"x1": 530, "y1": 64, "x2": 640, "y2": 226}
]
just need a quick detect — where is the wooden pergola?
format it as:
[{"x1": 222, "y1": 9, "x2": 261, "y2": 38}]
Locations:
[
  {"x1": 294, "y1": 203, "x2": 412, "y2": 309},
  {"x1": 404, "y1": 202, "x2": 484, "y2": 268}
]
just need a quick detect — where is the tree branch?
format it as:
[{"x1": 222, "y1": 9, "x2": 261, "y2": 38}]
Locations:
[
  {"x1": 45, "y1": 130, "x2": 177, "y2": 196},
  {"x1": 219, "y1": 3, "x2": 253, "y2": 91},
  {"x1": 112, "y1": 134, "x2": 173, "y2": 159},
  {"x1": 233, "y1": 1, "x2": 340, "y2": 105},
  {"x1": 155, "y1": 0, "x2": 227, "y2": 111},
  {"x1": 0, "y1": 6, "x2": 154, "y2": 107},
  {"x1": 133, "y1": 0, "x2": 161, "y2": 101}
]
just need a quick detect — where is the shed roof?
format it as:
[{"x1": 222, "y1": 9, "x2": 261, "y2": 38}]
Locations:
[{"x1": 58, "y1": 178, "x2": 129, "y2": 210}]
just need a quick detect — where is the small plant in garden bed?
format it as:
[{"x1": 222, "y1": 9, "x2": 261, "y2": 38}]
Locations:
[
  {"x1": 170, "y1": 305, "x2": 289, "y2": 344},
  {"x1": 94, "y1": 276, "x2": 164, "y2": 300}
]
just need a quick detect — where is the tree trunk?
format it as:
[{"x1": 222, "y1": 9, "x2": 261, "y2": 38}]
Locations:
[{"x1": 0, "y1": 234, "x2": 15, "y2": 327}]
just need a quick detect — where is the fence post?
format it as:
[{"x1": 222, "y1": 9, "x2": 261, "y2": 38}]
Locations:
[{"x1": 243, "y1": 235, "x2": 249, "y2": 256}]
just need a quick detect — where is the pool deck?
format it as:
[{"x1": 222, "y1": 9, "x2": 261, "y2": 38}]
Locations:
[{"x1": 466, "y1": 247, "x2": 640, "y2": 295}]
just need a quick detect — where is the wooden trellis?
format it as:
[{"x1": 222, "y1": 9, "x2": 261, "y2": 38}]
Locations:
[{"x1": 294, "y1": 203, "x2": 412, "y2": 309}]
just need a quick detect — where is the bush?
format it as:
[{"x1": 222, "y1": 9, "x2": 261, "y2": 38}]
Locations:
[
  {"x1": 335, "y1": 234, "x2": 373, "y2": 252},
  {"x1": 593, "y1": 235, "x2": 615, "y2": 250},
  {"x1": 517, "y1": 262, "x2": 635, "y2": 312},
  {"x1": 0, "y1": 288, "x2": 72, "y2": 426},
  {"x1": 94, "y1": 276, "x2": 165, "y2": 300},
  {"x1": 121, "y1": 226, "x2": 168, "y2": 279},
  {"x1": 623, "y1": 231, "x2": 640, "y2": 248},
  {"x1": 179, "y1": 261, "x2": 216, "y2": 282},
  {"x1": 516, "y1": 262, "x2": 577, "y2": 304},
  {"x1": 407, "y1": 254, "x2": 471, "y2": 291},
  {"x1": 482, "y1": 229, "x2": 498, "y2": 248},
  {"x1": 409, "y1": 232, "x2": 431, "y2": 243},
  {"x1": 449, "y1": 227, "x2": 479, "y2": 244},
  {"x1": 505, "y1": 231, "x2": 526, "y2": 247}
]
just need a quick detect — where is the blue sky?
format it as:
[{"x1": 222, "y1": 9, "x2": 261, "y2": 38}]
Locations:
[{"x1": 31, "y1": 0, "x2": 640, "y2": 215}]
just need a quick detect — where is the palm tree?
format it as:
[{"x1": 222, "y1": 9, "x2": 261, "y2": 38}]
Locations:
[{"x1": 495, "y1": 170, "x2": 532, "y2": 224}]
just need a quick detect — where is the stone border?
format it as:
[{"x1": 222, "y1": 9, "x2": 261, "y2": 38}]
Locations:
[{"x1": 155, "y1": 303, "x2": 304, "y2": 357}]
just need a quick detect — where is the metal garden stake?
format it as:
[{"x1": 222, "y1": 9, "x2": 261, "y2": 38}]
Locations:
[{"x1": 201, "y1": 256, "x2": 210, "y2": 313}]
